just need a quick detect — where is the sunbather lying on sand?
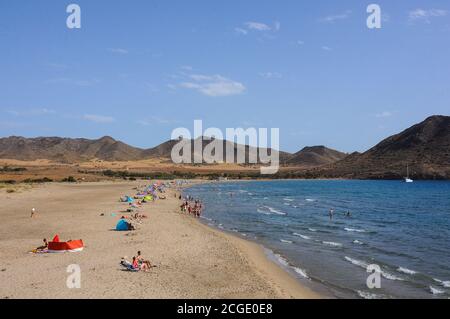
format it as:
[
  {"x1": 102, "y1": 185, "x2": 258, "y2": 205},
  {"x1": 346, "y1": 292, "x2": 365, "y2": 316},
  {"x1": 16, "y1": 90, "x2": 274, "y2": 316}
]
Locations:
[
  {"x1": 30, "y1": 238, "x2": 48, "y2": 253},
  {"x1": 132, "y1": 213, "x2": 148, "y2": 219}
]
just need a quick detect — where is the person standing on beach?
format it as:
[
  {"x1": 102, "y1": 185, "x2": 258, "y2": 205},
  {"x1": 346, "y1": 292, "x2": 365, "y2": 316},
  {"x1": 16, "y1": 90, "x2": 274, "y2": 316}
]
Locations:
[{"x1": 31, "y1": 208, "x2": 36, "y2": 218}]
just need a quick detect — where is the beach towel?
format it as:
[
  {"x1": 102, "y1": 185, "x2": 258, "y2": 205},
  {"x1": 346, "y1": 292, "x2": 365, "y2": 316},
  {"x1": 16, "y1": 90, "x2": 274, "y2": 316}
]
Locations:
[{"x1": 120, "y1": 261, "x2": 139, "y2": 272}]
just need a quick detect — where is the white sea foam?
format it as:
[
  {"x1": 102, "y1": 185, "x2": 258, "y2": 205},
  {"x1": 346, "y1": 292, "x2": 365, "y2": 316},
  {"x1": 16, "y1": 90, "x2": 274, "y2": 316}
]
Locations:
[
  {"x1": 305, "y1": 198, "x2": 316, "y2": 202},
  {"x1": 345, "y1": 256, "x2": 369, "y2": 268},
  {"x1": 293, "y1": 267, "x2": 310, "y2": 279},
  {"x1": 381, "y1": 271, "x2": 404, "y2": 281},
  {"x1": 430, "y1": 286, "x2": 445, "y2": 295},
  {"x1": 274, "y1": 254, "x2": 289, "y2": 267},
  {"x1": 344, "y1": 257, "x2": 403, "y2": 281},
  {"x1": 293, "y1": 233, "x2": 311, "y2": 240},
  {"x1": 353, "y1": 240, "x2": 364, "y2": 245},
  {"x1": 433, "y1": 278, "x2": 450, "y2": 288},
  {"x1": 397, "y1": 267, "x2": 417, "y2": 275},
  {"x1": 357, "y1": 291, "x2": 383, "y2": 299},
  {"x1": 280, "y1": 239, "x2": 293, "y2": 244},
  {"x1": 308, "y1": 228, "x2": 317, "y2": 232},
  {"x1": 264, "y1": 206, "x2": 287, "y2": 215},
  {"x1": 345, "y1": 228, "x2": 366, "y2": 233},
  {"x1": 322, "y1": 241, "x2": 343, "y2": 247},
  {"x1": 284, "y1": 198, "x2": 294, "y2": 202},
  {"x1": 257, "y1": 208, "x2": 271, "y2": 215}
]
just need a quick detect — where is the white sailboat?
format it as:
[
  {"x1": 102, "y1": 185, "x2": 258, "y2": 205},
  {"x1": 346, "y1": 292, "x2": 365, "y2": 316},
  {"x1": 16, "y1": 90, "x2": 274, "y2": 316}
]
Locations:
[{"x1": 404, "y1": 164, "x2": 413, "y2": 183}]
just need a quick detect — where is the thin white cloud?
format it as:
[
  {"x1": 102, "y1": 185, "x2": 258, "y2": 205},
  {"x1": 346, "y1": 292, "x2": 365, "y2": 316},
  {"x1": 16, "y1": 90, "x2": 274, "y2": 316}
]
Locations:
[
  {"x1": 45, "y1": 78, "x2": 100, "y2": 87},
  {"x1": 47, "y1": 62, "x2": 69, "y2": 69},
  {"x1": 180, "y1": 74, "x2": 246, "y2": 97},
  {"x1": 320, "y1": 10, "x2": 352, "y2": 23},
  {"x1": 137, "y1": 116, "x2": 177, "y2": 126},
  {"x1": 245, "y1": 21, "x2": 272, "y2": 31},
  {"x1": 6, "y1": 108, "x2": 55, "y2": 117},
  {"x1": 322, "y1": 46, "x2": 332, "y2": 51},
  {"x1": 108, "y1": 48, "x2": 129, "y2": 54},
  {"x1": 74, "y1": 79, "x2": 101, "y2": 87},
  {"x1": 259, "y1": 72, "x2": 282, "y2": 79},
  {"x1": 235, "y1": 21, "x2": 280, "y2": 36},
  {"x1": 144, "y1": 82, "x2": 159, "y2": 93},
  {"x1": 0, "y1": 121, "x2": 29, "y2": 129},
  {"x1": 274, "y1": 21, "x2": 281, "y2": 31},
  {"x1": 408, "y1": 9, "x2": 448, "y2": 23},
  {"x1": 234, "y1": 27, "x2": 248, "y2": 35},
  {"x1": 375, "y1": 111, "x2": 393, "y2": 118},
  {"x1": 297, "y1": 40, "x2": 305, "y2": 45},
  {"x1": 83, "y1": 114, "x2": 115, "y2": 123}
]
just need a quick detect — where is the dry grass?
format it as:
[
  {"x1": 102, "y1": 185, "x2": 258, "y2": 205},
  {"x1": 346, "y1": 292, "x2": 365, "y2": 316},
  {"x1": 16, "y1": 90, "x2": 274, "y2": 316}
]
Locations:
[{"x1": 0, "y1": 183, "x2": 33, "y2": 194}]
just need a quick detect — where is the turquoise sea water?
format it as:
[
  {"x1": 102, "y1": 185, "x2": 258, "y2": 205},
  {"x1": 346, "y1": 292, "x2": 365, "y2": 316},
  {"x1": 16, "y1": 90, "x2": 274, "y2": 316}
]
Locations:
[{"x1": 185, "y1": 180, "x2": 450, "y2": 299}]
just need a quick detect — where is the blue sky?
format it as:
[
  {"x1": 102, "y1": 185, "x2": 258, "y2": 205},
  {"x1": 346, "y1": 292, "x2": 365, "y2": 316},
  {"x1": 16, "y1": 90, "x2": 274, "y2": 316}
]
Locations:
[{"x1": 0, "y1": 0, "x2": 449, "y2": 153}]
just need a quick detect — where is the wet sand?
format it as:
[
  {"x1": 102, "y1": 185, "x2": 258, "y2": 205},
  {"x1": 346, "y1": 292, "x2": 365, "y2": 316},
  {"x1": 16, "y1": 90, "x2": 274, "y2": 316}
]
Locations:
[{"x1": 0, "y1": 181, "x2": 320, "y2": 299}]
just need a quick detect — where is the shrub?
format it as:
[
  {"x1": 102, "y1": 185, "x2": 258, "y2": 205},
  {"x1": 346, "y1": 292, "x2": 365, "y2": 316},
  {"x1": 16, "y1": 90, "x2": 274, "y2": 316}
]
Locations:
[{"x1": 62, "y1": 176, "x2": 76, "y2": 183}]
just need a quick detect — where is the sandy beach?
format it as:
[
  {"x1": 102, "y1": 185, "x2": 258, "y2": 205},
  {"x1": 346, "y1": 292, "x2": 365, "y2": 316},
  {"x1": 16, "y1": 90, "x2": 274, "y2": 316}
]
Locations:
[{"x1": 0, "y1": 181, "x2": 319, "y2": 299}]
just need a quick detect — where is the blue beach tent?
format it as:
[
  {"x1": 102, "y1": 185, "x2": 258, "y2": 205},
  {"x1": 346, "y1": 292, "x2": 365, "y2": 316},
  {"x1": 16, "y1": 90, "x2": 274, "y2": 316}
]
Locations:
[{"x1": 116, "y1": 219, "x2": 129, "y2": 231}]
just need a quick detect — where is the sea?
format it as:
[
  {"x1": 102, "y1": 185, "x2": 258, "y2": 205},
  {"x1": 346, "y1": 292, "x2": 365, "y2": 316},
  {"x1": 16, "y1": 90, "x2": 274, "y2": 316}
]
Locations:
[{"x1": 184, "y1": 180, "x2": 450, "y2": 299}]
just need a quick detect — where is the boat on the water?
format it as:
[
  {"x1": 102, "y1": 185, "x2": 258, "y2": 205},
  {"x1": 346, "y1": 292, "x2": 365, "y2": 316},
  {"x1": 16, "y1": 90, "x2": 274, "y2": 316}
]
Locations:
[{"x1": 404, "y1": 164, "x2": 413, "y2": 183}]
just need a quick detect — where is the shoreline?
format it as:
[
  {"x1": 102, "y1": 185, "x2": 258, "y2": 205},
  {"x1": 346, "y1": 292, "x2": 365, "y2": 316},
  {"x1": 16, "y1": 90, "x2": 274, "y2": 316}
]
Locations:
[
  {"x1": 192, "y1": 214, "x2": 321, "y2": 299},
  {"x1": 0, "y1": 180, "x2": 320, "y2": 299},
  {"x1": 180, "y1": 181, "x2": 324, "y2": 298}
]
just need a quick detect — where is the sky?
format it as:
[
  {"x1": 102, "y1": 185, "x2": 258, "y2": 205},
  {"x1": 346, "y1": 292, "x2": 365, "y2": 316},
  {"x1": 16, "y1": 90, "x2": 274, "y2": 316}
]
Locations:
[{"x1": 0, "y1": 0, "x2": 449, "y2": 153}]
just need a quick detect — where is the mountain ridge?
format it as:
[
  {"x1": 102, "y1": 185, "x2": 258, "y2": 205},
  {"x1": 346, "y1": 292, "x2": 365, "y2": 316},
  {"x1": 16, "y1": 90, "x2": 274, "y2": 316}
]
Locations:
[
  {"x1": 1, "y1": 115, "x2": 449, "y2": 178},
  {"x1": 0, "y1": 135, "x2": 344, "y2": 167},
  {"x1": 309, "y1": 115, "x2": 450, "y2": 179}
]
